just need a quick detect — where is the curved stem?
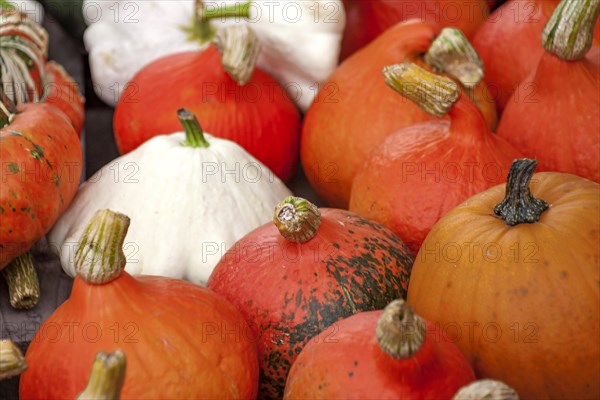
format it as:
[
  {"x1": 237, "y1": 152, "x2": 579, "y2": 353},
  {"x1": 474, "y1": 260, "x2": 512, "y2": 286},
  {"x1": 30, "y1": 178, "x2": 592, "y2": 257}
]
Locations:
[
  {"x1": 453, "y1": 379, "x2": 520, "y2": 400},
  {"x1": 542, "y1": 0, "x2": 600, "y2": 61},
  {"x1": 273, "y1": 197, "x2": 321, "y2": 243},
  {"x1": 375, "y1": 299, "x2": 426, "y2": 359},
  {"x1": 494, "y1": 159, "x2": 549, "y2": 226},
  {"x1": 383, "y1": 62, "x2": 459, "y2": 118},
  {"x1": 0, "y1": 86, "x2": 18, "y2": 127},
  {"x1": 75, "y1": 209, "x2": 130, "y2": 284},
  {"x1": 183, "y1": 0, "x2": 251, "y2": 44},
  {"x1": 77, "y1": 350, "x2": 126, "y2": 400},
  {"x1": 0, "y1": 339, "x2": 27, "y2": 381},
  {"x1": 2, "y1": 251, "x2": 40, "y2": 310},
  {"x1": 424, "y1": 27, "x2": 484, "y2": 89},
  {"x1": 213, "y1": 25, "x2": 261, "y2": 85},
  {"x1": 177, "y1": 109, "x2": 210, "y2": 148}
]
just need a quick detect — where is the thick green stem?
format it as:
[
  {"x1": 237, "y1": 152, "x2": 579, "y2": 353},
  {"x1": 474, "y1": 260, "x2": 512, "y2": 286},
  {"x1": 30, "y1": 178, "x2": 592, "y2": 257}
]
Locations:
[
  {"x1": 273, "y1": 197, "x2": 321, "y2": 243},
  {"x1": 542, "y1": 0, "x2": 600, "y2": 61},
  {"x1": 424, "y1": 27, "x2": 484, "y2": 89},
  {"x1": 183, "y1": 0, "x2": 251, "y2": 44},
  {"x1": 453, "y1": 379, "x2": 520, "y2": 400},
  {"x1": 383, "y1": 62, "x2": 459, "y2": 118},
  {"x1": 213, "y1": 25, "x2": 261, "y2": 85},
  {"x1": 75, "y1": 209, "x2": 130, "y2": 284},
  {"x1": 0, "y1": 339, "x2": 27, "y2": 381},
  {"x1": 178, "y1": 109, "x2": 210, "y2": 148},
  {"x1": 77, "y1": 350, "x2": 126, "y2": 400},
  {"x1": 2, "y1": 252, "x2": 40, "y2": 310},
  {"x1": 494, "y1": 159, "x2": 549, "y2": 226},
  {"x1": 375, "y1": 299, "x2": 426, "y2": 359}
]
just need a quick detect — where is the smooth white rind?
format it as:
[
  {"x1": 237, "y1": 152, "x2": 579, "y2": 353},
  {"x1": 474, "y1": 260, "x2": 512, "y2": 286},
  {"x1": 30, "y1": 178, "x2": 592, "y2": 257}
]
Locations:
[{"x1": 47, "y1": 132, "x2": 293, "y2": 286}]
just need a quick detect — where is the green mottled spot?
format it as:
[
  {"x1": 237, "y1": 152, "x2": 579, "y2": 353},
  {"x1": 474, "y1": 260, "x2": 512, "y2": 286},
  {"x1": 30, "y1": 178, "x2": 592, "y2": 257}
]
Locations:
[
  {"x1": 33, "y1": 144, "x2": 44, "y2": 156},
  {"x1": 7, "y1": 163, "x2": 19, "y2": 173},
  {"x1": 20, "y1": 207, "x2": 31, "y2": 212},
  {"x1": 30, "y1": 149, "x2": 42, "y2": 160}
]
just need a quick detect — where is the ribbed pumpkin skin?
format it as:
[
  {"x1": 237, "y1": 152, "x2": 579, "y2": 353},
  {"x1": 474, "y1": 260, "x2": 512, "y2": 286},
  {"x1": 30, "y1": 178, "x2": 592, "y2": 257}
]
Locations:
[
  {"x1": 44, "y1": 62, "x2": 85, "y2": 135},
  {"x1": 207, "y1": 209, "x2": 414, "y2": 399},
  {"x1": 20, "y1": 273, "x2": 259, "y2": 399},
  {"x1": 472, "y1": 0, "x2": 600, "y2": 114},
  {"x1": 301, "y1": 20, "x2": 497, "y2": 208},
  {"x1": 284, "y1": 310, "x2": 475, "y2": 399},
  {"x1": 113, "y1": 47, "x2": 301, "y2": 182},
  {"x1": 407, "y1": 172, "x2": 600, "y2": 399},
  {"x1": 497, "y1": 50, "x2": 600, "y2": 182},
  {"x1": 341, "y1": 0, "x2": 489, "y2": 60},
  {"x1": 0, "y1": 103, "x2": 82, "y2": 269},
  {"x1": 349, "y1": 97, "x2": 521, "y2": 254}
]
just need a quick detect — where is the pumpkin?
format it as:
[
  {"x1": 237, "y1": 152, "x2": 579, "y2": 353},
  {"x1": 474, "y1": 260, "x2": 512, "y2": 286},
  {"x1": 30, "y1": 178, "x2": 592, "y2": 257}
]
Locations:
[
  {"x1": 114, "y1": 25, "x2": 301, "y2": 181},
  {"x1": 21, "y1": 209, "x2": 260, "y2": 399},
  {"x1": 349, "y1": 63, "x2": 521, "y2": 254},
  {"x1": 284, "y1": 299, "x2": 475, "y2": 399},
  {"x1": 0, "y1": 95, "x2": 82, "y2": 271},
  {"x1": 340, "y1": 0, "x2": 489, "y2": 60},
  {"x1": 83, "y1": 0, "x2": 346, "y2": 111},
  {"x1": 2, "y1": 0, "x2": 43, "y2": 23},
  {"x1": 48, "y1": 109, "x2": 292, "y2": 286},
  {"x1": 472, "y1": 0, "x2": 600, "y2": 114},
  {"x1": 497, "y1": 0, "x2": 600, "y2": 182},
  {"x1": 0, "y1": 339, "x2": 26, "y2": 381},
  {"x1": 207, "y1": 196, "x2": 414, "y2": 398},
  {"x1": 0, "y1": 7, "x2": 85, "y2": 134},
  {"x1": 407, "y1": 159, "x2": 600, "y2": 399},
  {"x1": 301, "y1": 21, "x2": 497, "y2": 208}
]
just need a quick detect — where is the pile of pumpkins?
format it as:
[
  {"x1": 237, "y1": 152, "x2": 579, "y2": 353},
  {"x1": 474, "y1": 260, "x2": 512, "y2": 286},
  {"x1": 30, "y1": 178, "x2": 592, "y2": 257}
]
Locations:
[{"x1": 1, "y1": 0, "x2": 598, "y2": 399}]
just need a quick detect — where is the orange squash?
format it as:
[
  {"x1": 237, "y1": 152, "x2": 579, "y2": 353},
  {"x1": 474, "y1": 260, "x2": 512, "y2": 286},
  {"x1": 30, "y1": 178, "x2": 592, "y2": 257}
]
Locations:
[
  {"x1": 407, "y1": 159, "x2": 600, "y2": 399},
  {"x1": 20, "y1": 210, "x2": 259, "y2": 399},
  {"x1": 284, "y1": 299, "x2": 475, "y2": 399},
  {"x1": 302, "y1": 21, "x2": 497, "y2": 208}
]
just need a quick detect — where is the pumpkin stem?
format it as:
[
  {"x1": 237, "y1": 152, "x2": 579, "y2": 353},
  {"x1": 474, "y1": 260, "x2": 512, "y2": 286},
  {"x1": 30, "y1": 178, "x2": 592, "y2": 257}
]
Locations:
[
  {"x1": 0, "y1": 86, "x2": 18, "y2": 127},
  {"x1": 1, "y1": 251, "x2": 40, "y2": 310},
  {"x1": 542, "y1": 0, "x2": 600, "y2": 61},
  {"x1": 0, "y1": 339, "x2": 27, "y2": 381},
  {"x1": 383, "y1": 62, "x2": 459, "y2": 118},
  {"x1": 183, "y1": 0, "x2": 251, "y2": 44},
  {"x1": 77, "y1": 350, "x2": 126, "y2": 400},
  {"x1": 177, "y1": 108, "x2": 210, "y2": 148},
  {"x1": 0, "y1": 0, "x2": 16, "y2": 10},
  {"x1": 273, "y1": 197, "x2": 321, "y2": 243},
  {"x1": 453, "y1": 379, "x2": 520, "y2": 400},
  {"x1": 494, "y1": 159, "x2": 549, "y2": 226},
  {"x1": 75, "y1": 209, "x2": 130, "y2": 284},
  {"x1": 375, "y1": 299, "x2": 426, "y2": 359},
  {"x1": 213, "y1": 25, "x2": 261, "y2": 85},
  {"x1": 424, "y1": 27, "x2": 484, "y2": 89}
]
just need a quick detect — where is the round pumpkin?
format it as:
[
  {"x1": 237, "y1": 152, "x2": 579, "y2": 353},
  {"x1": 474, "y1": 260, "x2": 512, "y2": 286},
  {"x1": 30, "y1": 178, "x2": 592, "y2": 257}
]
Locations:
[
  {"x1": 407, "y1": 159, "x2": 600, "y2": 399},
  {"x1": 284, "y1": 299, "x2": 475, "y2": 399},
  {"x1": 20, "y1": 210, "x2": 259, "y2": 399},
  {"x1": 496, "y1": 0, "x2": 600, "y2": 182},
  {"x1": 349, "y1": 63, "x2": 521, "y2": 254},
  {"x1": 302, "y1": 20, "x2": 497, "y2": 208},
  {"x1": 207, "y1": 196, "x2": 414, "y2": 398}
]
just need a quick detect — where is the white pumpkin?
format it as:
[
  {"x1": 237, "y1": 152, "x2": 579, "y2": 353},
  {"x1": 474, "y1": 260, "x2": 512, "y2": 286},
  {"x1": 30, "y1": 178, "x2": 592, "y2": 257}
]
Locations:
[
  {"x1": 47, "y1": 109, "x2": 293, "y2": 285},
  {"x1": 82, "y1": 0, "x2": 346, "y2": 111}
]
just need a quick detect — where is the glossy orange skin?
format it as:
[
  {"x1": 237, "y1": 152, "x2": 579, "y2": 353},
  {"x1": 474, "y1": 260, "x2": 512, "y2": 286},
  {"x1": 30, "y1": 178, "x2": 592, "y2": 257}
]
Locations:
[
  {"x1": 114, "y1": 46, "x2": 301, "y2": 182},
  {"x1": 0, "y1": 103, "x2": 82, "y2": 268},
  {"x1": 20, "y1": 272, "x2": 260, "y2": 399},
  {"x1": 341, "y1": 0, "x2": 489, "y2": 60},
  {"x1": 45, "y1": 61, "x2": 85, "y2": 135},
  {"x1": 207, "y1": 209, "x2": 414, "y2": 399},
  {"x1": 284, "y1": 310, "x2": 475, "y2": 399},
  {"x1": 301, "y1": 20, "x2": 497, "y2": 208},
  {"x1": 349, "y1": 96, "x2": 521, "y2": 254},
  {"x1": 407, "y1": 172, "x2": 600, "y2": 399},
  {"x1": 472, "y1": 0, "x2": 600, "y2": 114},
  {"x1": 497, "y1": 50, "x2": 600, "y2": 182}
]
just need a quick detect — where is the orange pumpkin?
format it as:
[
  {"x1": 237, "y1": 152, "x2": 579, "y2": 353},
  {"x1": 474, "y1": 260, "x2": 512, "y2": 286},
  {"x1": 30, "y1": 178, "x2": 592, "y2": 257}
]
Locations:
[
  {"x1": 407, "y1": 159, "x2": 600, "y2": 399},
  {"x1": 301, "y1": 20, "x2": 497, "y2": 208},
  {"x1": 20, "y1": 210, "x2": 259, "y2": 399}
]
